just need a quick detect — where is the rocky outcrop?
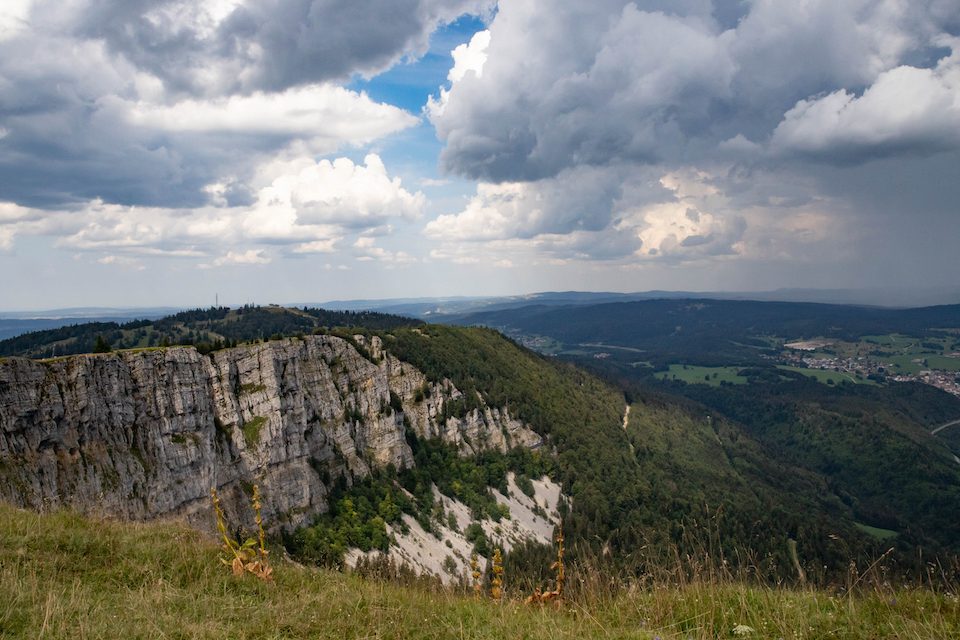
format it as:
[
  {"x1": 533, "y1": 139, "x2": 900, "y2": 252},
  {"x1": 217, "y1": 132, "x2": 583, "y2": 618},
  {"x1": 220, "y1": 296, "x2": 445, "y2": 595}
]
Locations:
[
  {"x1": 347, "y1": 473, "x2": 564, "y2": 585},
  {"x1": 0, "y1": 335, "x2": 542, "y2": 531}
]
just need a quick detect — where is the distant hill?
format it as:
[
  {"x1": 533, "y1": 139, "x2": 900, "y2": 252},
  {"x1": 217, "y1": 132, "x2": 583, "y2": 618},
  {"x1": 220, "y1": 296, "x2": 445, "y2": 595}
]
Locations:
[
  {"x1": 0, "y1": 308, "x2": 179, "y2": 341},
  {"x1": 315, "y1": 288, "x2": 960, "y2": 319},
  {"x1": 0, "y1": 305, "x2": 421, "y2": 359},
  {"x1": 455, "y1": 299, "x2": 960, "y2": 366}
]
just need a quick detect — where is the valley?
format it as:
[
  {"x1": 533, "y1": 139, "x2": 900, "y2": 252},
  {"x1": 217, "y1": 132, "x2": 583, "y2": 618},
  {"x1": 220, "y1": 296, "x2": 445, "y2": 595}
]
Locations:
[{"x1": 2, "y1": 300, "x2": 960, "y2": 593}]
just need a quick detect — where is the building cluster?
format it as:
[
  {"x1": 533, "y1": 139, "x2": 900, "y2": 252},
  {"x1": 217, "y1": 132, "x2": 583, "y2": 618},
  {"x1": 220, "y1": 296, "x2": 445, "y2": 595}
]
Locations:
[
  {"x1": 779, "y1": 352, "x2": 960, "y2": 397},
  {"x1": 781, "y1": 353, "x2": 887, "y2": 377},
  {"x1": 891, "y1": 370, "x2": 960, "y2": 397}
]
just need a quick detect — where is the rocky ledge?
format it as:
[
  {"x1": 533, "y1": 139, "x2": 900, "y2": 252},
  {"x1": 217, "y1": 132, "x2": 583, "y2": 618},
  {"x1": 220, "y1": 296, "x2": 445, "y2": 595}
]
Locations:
[{"x1": 0, "y1": 335, "x2": 542, "y2": 532}]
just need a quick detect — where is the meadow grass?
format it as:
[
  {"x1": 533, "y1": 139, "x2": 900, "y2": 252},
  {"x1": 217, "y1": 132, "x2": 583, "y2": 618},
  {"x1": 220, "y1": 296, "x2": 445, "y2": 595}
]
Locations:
[
  {"x1": 854, "y1": 522, "x2": 899, "y2": 541},
  {"x1": 776, "y1": 365, "x2": 878, "y2": 386},
  {"x1": 1, "y1": 504, "x2": 958, "y2": 639},
  {"x1": 655, "y1": 365, "x2": 749, "y2": 386}
]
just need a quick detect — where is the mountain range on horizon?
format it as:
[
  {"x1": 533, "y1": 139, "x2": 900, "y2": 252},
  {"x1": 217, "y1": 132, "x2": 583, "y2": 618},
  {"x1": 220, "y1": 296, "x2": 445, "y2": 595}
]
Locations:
[{"x1": 4, "y1": 286, "x2": 960, "y2": 320}]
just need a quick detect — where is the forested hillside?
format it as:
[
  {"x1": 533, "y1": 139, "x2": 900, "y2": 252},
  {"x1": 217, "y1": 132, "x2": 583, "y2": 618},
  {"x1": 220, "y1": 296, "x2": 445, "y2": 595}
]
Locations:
[
  {"x1": 363, "y1": 326, "x2": 939, "y2": 583},
  {"x1": 4, "y1": 306, "x2": 960, "y2": 585},
  {"x1": 460, "y1": 299, "x2": 960, "y2": 365}
]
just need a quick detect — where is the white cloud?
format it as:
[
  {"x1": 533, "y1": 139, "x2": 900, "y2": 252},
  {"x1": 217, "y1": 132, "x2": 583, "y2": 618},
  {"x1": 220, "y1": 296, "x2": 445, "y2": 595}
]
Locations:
[
  {"x1": 449, "y1": 29, "x2": 491, "y2": 83},
  {"x1": 431, "y1": 3, "x2": 736, "y2": 180},
  {"x1": 0, "y1": 201, "x2": 39, "y2": 223},
  {"x1": 771, "y1": 40, "x2": 960, "y2": 157},
  {"x1": 426, "y1": 182, "x2": 527, "y2": 241},
  {"x1": 126, "y1": 84, "x2": 416, "y2": 147},
  {"x1": 629, "y1": 202, "x2": 743, "y2": 259},
  {"x1": 426, "y1": 165, "x2": 627, "y2": 242},
  {"x1": 254, "y1": 153, "x2": 425, "y2": 229},
  {"x1": 211, "y1": 249, "x2": 271, "y2": 266},
  {"x1": 427, "y1": 29, "x2": 490, "y2": 118},
  {"x1": 141, "y1": 0, "x2": 243, "y2": 42},
  {"x1": 0, "y1": 0, "x2": 31, "y2": 42},
  {"x1": 96, "y1": 255, "x2": 145, "y2": 270},
  {"x1": 292, "y1": 239, "x2": 338, "y2": 254},
  {"x1": 418, "y1": 177, "x2": 450, "y2": 187},
  {"x1": 0, "y1": 153, "x2": 421, "y2": 264},
  {"x1": 353, "y1": 236, "x2": 416, "y2": 264}
]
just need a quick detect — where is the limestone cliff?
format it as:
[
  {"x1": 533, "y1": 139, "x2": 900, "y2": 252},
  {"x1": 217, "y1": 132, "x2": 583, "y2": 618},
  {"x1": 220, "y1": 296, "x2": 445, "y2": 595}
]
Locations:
[{"x1": 0, "y1": 335, "x2": 542, "y2": 531}]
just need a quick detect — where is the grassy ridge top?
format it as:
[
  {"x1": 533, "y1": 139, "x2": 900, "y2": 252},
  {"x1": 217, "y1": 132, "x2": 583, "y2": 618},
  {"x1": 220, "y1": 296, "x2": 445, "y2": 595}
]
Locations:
[{"x1": 1, "y1": 504, "x2": 957, "y2": 639}]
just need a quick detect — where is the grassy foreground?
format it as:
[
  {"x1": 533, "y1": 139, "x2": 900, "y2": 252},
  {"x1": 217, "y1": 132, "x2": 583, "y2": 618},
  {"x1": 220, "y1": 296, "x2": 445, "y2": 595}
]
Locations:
[{"x1": 1, "y1": 505, "x2": 958, "y2": 639}]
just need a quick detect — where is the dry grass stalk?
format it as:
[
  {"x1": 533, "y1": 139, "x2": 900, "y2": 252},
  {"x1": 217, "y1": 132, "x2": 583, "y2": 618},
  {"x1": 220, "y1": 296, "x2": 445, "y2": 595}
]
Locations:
[
  {"x1": 211, "y1": 485, "x2": 273, "y2": 581},
  {"x1": 470, "y1": 552, "x2": 482, "y2": 599},
  {"x1": 526, "y1": 528, "x2": 565, "y2": 605},
  {"x1": 490, "y1": 548, "x2": 504, "y2": 601}
]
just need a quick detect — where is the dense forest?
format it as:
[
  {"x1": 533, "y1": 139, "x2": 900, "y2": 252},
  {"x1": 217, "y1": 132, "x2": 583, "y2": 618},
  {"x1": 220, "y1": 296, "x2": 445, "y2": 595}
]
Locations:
[{"x1": 0, "y1": 305, "x2": 422, "y2": 358}]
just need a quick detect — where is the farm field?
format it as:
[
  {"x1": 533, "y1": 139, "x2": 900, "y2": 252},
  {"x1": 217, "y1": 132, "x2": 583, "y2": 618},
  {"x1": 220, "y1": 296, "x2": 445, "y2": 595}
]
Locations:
[
  {"x1": 655, "y1": 364, "x2": 748, "y2": 386},
  {"x1": 776, "y1": 365, "x2": 878, "y2": 386}
]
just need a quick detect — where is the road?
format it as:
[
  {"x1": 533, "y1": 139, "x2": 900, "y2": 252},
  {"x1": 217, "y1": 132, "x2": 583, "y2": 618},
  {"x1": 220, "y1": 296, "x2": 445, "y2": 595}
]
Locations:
[{"x1": 931, "y1": 418, "x2": 960, "y2": 436}]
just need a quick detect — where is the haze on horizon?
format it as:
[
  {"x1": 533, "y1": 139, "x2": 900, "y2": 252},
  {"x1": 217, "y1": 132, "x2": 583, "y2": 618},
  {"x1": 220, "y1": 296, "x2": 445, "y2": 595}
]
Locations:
[{"x1": 1, "y1": 1, "x2": 958, "y2": 311}]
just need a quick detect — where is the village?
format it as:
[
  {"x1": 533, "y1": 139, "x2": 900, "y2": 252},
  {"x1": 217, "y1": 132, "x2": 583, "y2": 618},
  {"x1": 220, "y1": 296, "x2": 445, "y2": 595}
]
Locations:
[{"x1": 780, "y1": 347, "x2": 960, "y2": 397}]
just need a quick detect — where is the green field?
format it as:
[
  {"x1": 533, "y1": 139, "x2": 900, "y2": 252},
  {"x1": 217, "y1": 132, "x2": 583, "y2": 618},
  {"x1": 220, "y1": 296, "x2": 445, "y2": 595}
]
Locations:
[
  {"x1": 885, "y1": 354, "x2": 960, "y2": 375},
  {"x1": 855, "y1": 522, "x2": 899, "y2": 541},
  {"x1": 776, "y1": 365, "x2": 878, "y2": 386},
  {"x1": 656, "y1": 364, "x2": 748, "y2": 386},
  {"x1": 2, "y1": 505, "x2": 957, "y2": 640}
]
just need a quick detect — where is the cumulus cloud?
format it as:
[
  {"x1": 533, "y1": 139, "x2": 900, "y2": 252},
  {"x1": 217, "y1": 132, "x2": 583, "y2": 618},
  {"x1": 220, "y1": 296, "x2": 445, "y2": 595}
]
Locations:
[
  {"x1": 426, "y1": 165, "x2": 629, "y2": 241},
  {"x1": 0, "y1": 0, "x2": 485, "y2": 214},
  {"x1": 0, "y1": 45, "x2": 416, "y2": 210},
  {"x1": 0, "y1": 153, "x2": 422, "y2": 266},
  {"x1": 771, "y1": 40, "x2": 960, "y2": 159},
  {"x1": 424, "y1": 0, "x2": 960, "y2": 267},
  {"x1": 257, "y1": 153, "x2": 425, "y2": 229},
  {"x1": 353, "y1": 236, "x2": 417, "y2": 264},
  {"x1": 426, "y1": 28, "x2": 489, "y2": 118},
  {"x1": 0, "y1": 0, "x2": 31, "y2": 41},
  {"x1": 96, "y1": 255, "x2": 146, "y2": 270},
  {"x1": 62, "y1": 0, "x2": 495, "y2": 96},
  {"x1": 427, "y1": 165, "x2": 749, "y2": 264},
  {"x1": 126, "y1": 84, "x2": 416, "y2": 141},
  {"x1": 211, "y1": 249, "x2": 272, "y2": 267},
  {"x1": 431, "y1": 2, "x2": 737, "y2": 181},
  {"x1": 433, "y1": 0, "x2": 960, "y2": 181}
]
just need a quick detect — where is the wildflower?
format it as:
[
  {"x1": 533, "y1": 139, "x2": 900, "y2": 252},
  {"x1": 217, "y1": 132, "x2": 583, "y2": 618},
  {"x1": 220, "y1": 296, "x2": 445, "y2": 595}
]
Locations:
[{"x1": 732, "y1": 624, "x2": 755, "y2": 636}]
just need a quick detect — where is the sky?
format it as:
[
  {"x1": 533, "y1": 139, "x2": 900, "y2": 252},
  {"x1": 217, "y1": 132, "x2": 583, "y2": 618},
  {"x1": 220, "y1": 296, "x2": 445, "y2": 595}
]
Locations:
[{"x1": 0, "y1": 0, "x2": 958, "y2": 310}]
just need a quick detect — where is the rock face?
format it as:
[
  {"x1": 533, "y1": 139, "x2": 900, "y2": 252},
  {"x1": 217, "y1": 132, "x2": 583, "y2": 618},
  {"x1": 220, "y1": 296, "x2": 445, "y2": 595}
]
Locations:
[
  {"x1": 347, "y1": 473, "x2": 564, "y2": 585},
  {"x1": 0, "y1": 336, "x2": 542, "y2": 531}
]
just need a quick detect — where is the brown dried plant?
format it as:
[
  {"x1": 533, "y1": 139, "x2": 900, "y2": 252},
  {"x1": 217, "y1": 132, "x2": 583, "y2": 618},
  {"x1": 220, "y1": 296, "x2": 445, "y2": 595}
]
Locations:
[
  {"x1": 470, "y1": 552, "x2": 482, "y2": 599},
  {"x1": 525, "y1": 528, "x2": 565, "y2": 605},
  {"x1": 211, "y1": 485, "x2": 273, "y2": 581},
  {"x1": 490, "y1": 548, "x2": 504, "y2": 601}
]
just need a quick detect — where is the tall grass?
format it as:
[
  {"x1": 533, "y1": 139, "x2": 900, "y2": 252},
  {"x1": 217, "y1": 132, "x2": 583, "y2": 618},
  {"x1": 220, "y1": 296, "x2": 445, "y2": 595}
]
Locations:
[{"x1": 1, "y1": 504, "x2": 957, "y2": 639}]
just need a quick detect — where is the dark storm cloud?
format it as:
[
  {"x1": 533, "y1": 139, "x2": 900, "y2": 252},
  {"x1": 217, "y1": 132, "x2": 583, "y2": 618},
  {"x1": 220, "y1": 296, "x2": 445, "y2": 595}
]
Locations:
[
  {"x1": 426, "y1": 0, "x2": 960, "y2": 271},
  {"x1": 68, "y1": 0, "x2": 494, "y2": 95},
  {"x1": 433, "y1": 1, "x2": 960, "y2": 181}
]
